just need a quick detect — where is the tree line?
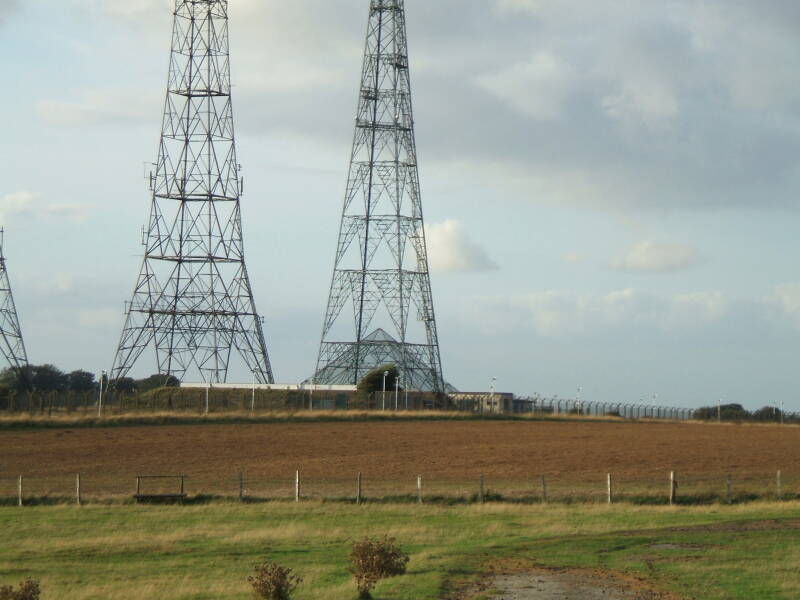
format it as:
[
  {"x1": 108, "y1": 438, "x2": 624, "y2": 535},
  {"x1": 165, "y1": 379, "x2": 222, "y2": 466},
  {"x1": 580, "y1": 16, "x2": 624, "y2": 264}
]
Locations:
[
  {"x1": 0, "y1": 364, "x2": 178, "y2": 395},
  {"x1": 695, "y1": 402, "x2": 796, "y2": 422}
]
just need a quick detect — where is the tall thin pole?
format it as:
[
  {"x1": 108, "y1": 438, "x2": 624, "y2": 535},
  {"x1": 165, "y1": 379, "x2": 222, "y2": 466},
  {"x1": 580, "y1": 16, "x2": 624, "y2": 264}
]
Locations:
[
  {"x1": 382, "y1": 370, "x2": 388, "y2": 411},
  {"x1": 251, "y1": 369, "x2": 256, "y2": 413},
  {"x1": 97, "y1": 370, "x2": 106, "y2": 417},
  {"x1": 395, "y1": 377, "x2": 399, "y2": 410}
]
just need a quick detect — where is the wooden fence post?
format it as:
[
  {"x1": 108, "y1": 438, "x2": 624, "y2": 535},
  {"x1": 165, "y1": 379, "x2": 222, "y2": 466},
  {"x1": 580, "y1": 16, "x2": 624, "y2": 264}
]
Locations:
[
  {"x1": 356, "y1": 472, "x2": 362, "y2": 505},
  {"x1": 725, "y1": 473, "x2": 733, "y2": 504},
  {"x1": 669, "y1": 471, "x2": 677, "y2": 505},
  {"x1": 76, "y1": 474, "x2": 81, "y2": 507},
  {"x1": 417, "y1": 476, "x2": 422, "y2": 504},
  {"x1": 239, "y1": 471, "x2": 245, "y2": 501},
  {"x1": 479, "y1": 474, "x2": 485, "y2": 503},
  {"x1": 607, "y1": 473, "x2": 613, "y2": 504},
  {"x1": 541, "y1": 475, "x2": 548, "y2": 503},
  {"x1": 17, "y1": 475, "x2": 22, "y2": 507},
  {"x1": 295, "y1": 470, "x2": 300, "y2": 503}
]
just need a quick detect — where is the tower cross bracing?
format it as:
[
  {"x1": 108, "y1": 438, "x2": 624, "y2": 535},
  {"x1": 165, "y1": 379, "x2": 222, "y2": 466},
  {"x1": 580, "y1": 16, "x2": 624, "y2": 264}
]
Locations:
[
  {"x1": 313, "y1": 0, "x2": 445, "y2": 392},
  {"x1": 111, "y1": 0, "x2": 273, "y2": 384}
]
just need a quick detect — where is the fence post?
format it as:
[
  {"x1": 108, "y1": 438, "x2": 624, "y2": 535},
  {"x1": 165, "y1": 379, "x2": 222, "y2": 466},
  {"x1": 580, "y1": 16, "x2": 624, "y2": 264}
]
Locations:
[
  {"x1": 479, "y1": 474, "x2": 485, "y2": 503},
  {"x1": 17, "y1": 475, "x2": 22, "y2": 507},
  {"x1": 541, "y1": 475, "x2": 548, "y2": 503},
  {"x1": 417, "y1": 476, "x2": 422, "y2": 504},
  {"x1": 239, "y1": 471, "x2": 245, "y2": 502},
  {"x1": 76, "y1": 474, "x2": 81, "y2": 507},
  {"x1": 295, "y1": 470, "x2": 300, "y2": 503},
  {"x1": 777, "y1": 470, "x2": 782, "y2": 499},
  {"x1": 607, "y1": 473, "x2": 613, "y2": 504},
  {"x1": 356, "y1": 472, "x2": 362, "y2": 505},
  {"x1": 669, "y1": 471, "x2": 676, "y2": 505},
  {"x1": 726, "y1": 473, "x2": 732, "y2": 504}
]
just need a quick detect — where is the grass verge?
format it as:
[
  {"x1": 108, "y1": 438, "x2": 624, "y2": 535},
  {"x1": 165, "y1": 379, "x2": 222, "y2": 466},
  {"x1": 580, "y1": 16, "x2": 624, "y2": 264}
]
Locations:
[{"x1": 1, "y1": 501, "x2": 798, "y2": 599}]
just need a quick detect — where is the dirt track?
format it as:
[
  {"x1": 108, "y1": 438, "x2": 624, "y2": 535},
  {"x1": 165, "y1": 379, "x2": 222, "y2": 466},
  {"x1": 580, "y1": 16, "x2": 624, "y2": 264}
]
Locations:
[{"x1": 1, "y1": 420, "x2": 798, "y2": 496}]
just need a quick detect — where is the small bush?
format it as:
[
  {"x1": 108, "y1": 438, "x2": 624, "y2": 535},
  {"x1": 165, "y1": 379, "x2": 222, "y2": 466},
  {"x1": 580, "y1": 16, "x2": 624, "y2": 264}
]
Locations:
[
  {"x1": 0, "y1": 579, "x2": 41, "y2": 600},
  {"x1": 348, "y1": 536, "x2": 409, "y2": 599},
  {"x1": 248, "y1": 562, "x2": 302, "y2": 600}
]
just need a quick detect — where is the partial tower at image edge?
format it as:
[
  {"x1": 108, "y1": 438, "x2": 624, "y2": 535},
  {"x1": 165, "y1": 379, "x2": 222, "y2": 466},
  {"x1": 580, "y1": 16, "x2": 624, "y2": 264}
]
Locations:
[
  {"x1": 111, "y1": 0, "x2": 274, "y2": 385},
  {"x1": 311, "y1": 0, "x2": 446, "y2": 393},
  {"x1": 0, "y1": 230, "x2": 29, "y2": 384}
]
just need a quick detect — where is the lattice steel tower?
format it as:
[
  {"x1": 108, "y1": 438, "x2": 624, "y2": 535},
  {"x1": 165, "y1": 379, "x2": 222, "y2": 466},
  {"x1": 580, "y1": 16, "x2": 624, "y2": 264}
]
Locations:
[
  {"x1": 111, "y1": 0, "x2": 274, "y2": 384},
  {"x1": 313, "y1": 0, "x2": 444, "y2": 392},
  {"x1": 0, "y1": 230, "x2": 29, "y2": 379}
]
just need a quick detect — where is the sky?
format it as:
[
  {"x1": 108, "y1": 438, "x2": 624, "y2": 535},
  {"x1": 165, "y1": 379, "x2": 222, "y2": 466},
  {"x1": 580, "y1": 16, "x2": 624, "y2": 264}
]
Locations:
[{"x1": 1, "y1": 0, "x2": 799, "y2": 410}]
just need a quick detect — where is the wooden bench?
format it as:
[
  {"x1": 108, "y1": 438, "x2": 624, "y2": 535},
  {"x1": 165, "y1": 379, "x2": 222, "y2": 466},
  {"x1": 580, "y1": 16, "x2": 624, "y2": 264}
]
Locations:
[{"x1": 134, "y1": 475, "x2": 188, "y2": 503}]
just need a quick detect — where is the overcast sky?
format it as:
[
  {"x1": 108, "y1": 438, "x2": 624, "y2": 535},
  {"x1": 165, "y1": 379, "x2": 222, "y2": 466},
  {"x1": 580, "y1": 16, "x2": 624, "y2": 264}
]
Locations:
[{"x1": 1, "y1": 0, "x2": 799, "y2": 410}]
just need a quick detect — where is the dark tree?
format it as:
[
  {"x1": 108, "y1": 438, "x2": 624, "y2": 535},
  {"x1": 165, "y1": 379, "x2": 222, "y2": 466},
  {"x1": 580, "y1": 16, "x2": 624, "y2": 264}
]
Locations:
[
  {"x1": 67, "y1": 370, "x2": 96, "y2": 392},
  {"x1": 357, "y1": 365, "x2": 399, "y2": 395},
  {"x1": 114, "y1": 377, "x2": 137, "y2": 394},
  {"x1": 30, "y1": 364, "x2": 69, "y2": 392},
  {"x1": 135, "y1": 373, "x2": 180, "y2": 394}
]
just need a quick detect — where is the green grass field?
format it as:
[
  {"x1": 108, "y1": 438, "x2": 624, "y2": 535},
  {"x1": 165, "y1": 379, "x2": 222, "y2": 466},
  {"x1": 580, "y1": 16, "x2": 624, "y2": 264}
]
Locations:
[{"x1": 2, "y1": 501, "x2": 799, "y2": 599}]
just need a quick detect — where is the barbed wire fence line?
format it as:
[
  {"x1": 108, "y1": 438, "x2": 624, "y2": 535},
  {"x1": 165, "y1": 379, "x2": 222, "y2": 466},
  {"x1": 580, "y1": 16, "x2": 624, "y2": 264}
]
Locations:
[{"x1": 1, "y1": 389, "x2": 798, "y2": 424}]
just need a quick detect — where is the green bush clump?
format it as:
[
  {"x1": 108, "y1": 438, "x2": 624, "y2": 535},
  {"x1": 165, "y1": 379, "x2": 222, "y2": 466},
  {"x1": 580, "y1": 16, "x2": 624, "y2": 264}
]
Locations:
[
  {"x1": 248, "y1": 562, "x2": 302, "y2": 600},
  {"x1": 348, "y1": 536, "x2": 409, "y2": 599},
  {"x1": 0, "y1": 579, "x2": 41, "y2": 600}
]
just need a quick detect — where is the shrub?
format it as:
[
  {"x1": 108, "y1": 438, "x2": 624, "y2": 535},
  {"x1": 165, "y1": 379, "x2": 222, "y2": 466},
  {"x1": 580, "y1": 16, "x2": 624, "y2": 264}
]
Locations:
[
  {"x1": 0, "y1": 579, "x2": 41, "y2": 600},
  {"x1": 348, "y1": 536, "x2": 409, "y2": 599},
  {"x1": 248, "y1": 562, "x2": 302, "y2": 600}
]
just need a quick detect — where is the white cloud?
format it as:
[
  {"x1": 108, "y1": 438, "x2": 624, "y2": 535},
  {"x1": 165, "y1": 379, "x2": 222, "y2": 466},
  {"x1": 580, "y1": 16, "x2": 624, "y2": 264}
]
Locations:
[
  {"x1": 78, "y1": 308, "x2": 120, "y2": 328},
  {"x1": 765, "y1": 283, "x2": 800, "y2": 330},
  {"x1": 0, "y1": 192, "x2": 94, "y2": 225},
  {"x1": 612, "y1": 241, "x2": 703, "y2": 273},
  {"x1": 601, "y1": 81, "x2": 679, "y2": 128},
  {"x1": 426, "y1": 219, "x2": 498, "y2": 273},
  {"x1": 476, "y1": 52, "x2": 575, "y2": 120},
  {"x1": 42, "y1": 203, "x2": 95, "y2": 223},
  {"x1": 36, "y1": 89, "x2": 158, "y2": 127},
  {"x1": 469, "y1": 288, "x2": 729, "y2": 338},
  {"x1": 0, "y1": 0, "x2": 20, "y2": 26},
  {"x1": 0, "y1": 191, "x2": 37, "y2": 224},
  {"x1": 491, "y1": 0, "x2": 543, "y2": 15}
]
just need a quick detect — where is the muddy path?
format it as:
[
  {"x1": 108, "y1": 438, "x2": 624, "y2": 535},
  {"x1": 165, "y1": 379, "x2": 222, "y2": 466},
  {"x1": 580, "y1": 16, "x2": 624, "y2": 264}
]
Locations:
[{"x1": 486, "y1": 569, "x2": 678, "y2": 599}]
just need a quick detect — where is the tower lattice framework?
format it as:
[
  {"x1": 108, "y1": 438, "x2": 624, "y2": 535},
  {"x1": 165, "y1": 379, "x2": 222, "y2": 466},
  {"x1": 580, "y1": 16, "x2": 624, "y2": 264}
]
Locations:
[
  {"x1": 313, "y1": 0, "x2": 444, "y2": 392},
  {"x1": 0, "y1": 230, "x2": 29, "y2": 380},
  {"x1": 112, "y1": 0, "x2": 274, "y2": 384}
]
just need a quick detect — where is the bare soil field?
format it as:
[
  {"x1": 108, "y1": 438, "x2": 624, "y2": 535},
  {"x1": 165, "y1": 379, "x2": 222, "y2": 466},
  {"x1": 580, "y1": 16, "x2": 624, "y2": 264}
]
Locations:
[{"x1": 1, "y1": 419, "x2": 798, "y2": 499}]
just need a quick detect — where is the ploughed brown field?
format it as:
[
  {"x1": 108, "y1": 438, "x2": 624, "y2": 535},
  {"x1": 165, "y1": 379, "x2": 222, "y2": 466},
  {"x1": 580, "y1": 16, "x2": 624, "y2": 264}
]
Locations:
[{"x1": 2, "y1": 419, "x2": 798, "y2": 499}]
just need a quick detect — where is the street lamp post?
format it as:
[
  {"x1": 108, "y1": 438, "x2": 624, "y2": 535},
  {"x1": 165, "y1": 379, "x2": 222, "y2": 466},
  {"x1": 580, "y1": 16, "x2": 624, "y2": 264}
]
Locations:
[
  {"x1": 395, "y1": 376, "x2": 399, "y2": 410},
  {"x1": 251, "y1": 369, "x2": 256, "y2": 413},
  {"x1": 718, "y1": 398, "x2": 722, "y2": 423},
  {"x1": 490, "y1": 376, "x2": 497, "y2": 414},
  {"x1": 382, "y1": 370, "x2": 388, "y2": 411},
  {"x1": 98, "y1": 370, "x2": 107, "y2": 417}
]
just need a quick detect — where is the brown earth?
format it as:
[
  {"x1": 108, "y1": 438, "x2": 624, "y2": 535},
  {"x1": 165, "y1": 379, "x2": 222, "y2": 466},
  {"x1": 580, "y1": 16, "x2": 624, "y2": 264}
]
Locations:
[{"x1": 1, "y1": 420, "x2": 798, "y2": 497}]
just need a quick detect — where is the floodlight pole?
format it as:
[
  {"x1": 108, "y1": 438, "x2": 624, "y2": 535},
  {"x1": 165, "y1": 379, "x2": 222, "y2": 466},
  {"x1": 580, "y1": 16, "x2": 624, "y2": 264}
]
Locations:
[
  {"x1": 97, "y1": 370, "x2": 106, "y2": 417},
  {"x1": 490, "y1": 376, "x2": 497, "y2": 414},
  {"x1": 251, "y1": 369, "x2": 256, "y2": 413},
  {"x1": 718, "y1": 398, "x2": 722, "y2": 423},
  {"x1": 382, "y1": 370, "x2": 388, "y2": 411},
  {"x1": 395, "y1": 377, "x2": 399, "y2": 410}
]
